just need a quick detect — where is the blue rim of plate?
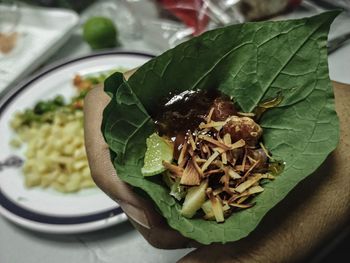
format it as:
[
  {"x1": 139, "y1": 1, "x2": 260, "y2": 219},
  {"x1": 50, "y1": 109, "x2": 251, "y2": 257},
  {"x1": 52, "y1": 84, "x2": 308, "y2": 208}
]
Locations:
[{"x1": 0, "y1": 51, "x2": 155, "y2": 226}]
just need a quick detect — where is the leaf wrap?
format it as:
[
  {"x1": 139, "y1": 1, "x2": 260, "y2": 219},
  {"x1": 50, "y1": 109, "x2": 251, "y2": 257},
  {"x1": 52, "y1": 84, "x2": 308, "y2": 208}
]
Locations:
[{"x1": 102, "y1": 11, "x2": 340, "y2": 244}]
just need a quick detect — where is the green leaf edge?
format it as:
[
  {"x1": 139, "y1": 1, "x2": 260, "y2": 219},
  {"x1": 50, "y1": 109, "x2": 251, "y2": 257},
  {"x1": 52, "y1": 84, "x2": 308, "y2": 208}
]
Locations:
[{"x1": 102, "y1": 11, "x2": 340, "y2": 245}]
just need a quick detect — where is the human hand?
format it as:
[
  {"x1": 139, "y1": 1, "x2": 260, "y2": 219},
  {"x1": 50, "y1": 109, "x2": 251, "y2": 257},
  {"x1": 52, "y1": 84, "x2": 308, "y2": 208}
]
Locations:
[
  {"x1": 84, "y1": 69, "x2": 195, "y2": 249},
  {"x1": 85, "y1": 74, "x2": 349, "y2": 262}
]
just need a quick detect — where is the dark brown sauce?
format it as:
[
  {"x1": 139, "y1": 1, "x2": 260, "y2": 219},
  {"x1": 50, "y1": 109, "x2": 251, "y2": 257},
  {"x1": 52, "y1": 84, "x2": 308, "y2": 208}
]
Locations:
[{"x1": 154, "y1": 89, "x2": 220, "y2": 137}]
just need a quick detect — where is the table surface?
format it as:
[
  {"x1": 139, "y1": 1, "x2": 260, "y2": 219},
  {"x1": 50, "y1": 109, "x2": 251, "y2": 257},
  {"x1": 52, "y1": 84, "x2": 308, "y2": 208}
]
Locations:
[{"x1": 1, "y1": 1, "x2": 349, "y2": 263}]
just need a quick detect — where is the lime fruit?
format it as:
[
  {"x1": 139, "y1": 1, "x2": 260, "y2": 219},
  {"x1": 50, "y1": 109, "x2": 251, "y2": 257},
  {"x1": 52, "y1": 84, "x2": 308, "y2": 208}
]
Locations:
[
  {"x1": 83, "y1": 16, "x2": 118, "y2": 49},
  {"x1": 141, "y1": 133, "x2": 173, "y2": 177}
]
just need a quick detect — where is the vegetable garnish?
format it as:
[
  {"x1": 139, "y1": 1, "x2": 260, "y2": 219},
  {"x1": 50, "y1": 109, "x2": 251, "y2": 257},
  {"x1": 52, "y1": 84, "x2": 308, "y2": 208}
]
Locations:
[
  {"x1": 141, "y1": 133, "x2": 173, "y2": 176},
  {"x1": 102, "y1": 12, "x2": 340, "y2": 244}
]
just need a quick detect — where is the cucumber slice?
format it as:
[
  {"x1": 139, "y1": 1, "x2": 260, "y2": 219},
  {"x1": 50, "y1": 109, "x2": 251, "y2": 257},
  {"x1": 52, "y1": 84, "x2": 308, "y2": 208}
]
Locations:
[
  {"x1": 162, "y1": 172, "x2": 187, "y2": 201},
  {"x1": 201, "y1": 200, "x2": 215, "y2": 220},
  {"x1": 181, "y1": 180, "x2": 208, "y2": 218},
  {"x1": 170, "y1": 179, "x2": 187, "y2": 201}
]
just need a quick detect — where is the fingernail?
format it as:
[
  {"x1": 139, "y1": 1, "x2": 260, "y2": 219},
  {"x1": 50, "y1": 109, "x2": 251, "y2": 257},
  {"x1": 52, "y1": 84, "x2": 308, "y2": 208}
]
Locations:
[{"x1": 118, "y1": 201, "x2": 151, "y2": 229}]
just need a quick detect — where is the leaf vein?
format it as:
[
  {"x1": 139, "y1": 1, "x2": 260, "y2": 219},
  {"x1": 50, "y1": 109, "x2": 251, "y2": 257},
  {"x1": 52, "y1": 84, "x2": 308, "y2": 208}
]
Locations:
[{"x1": 250, "y1": 22, "x2": 325, "y2": 111}]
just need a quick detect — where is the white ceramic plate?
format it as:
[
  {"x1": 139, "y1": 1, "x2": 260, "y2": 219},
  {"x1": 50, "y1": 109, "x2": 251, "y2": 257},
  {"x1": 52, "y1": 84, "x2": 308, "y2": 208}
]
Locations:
[
  {"x1": 0, "y1": 6, "x2": 79, "y2": 94},
  {"x1": 0, "y1": 51, "x2": 154, "y2": 234}
]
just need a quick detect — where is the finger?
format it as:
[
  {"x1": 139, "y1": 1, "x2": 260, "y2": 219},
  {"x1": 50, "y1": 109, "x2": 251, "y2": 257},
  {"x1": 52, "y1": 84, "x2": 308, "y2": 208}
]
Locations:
[
  {"x1": 83, "y1": 68, "x2": 136, "y2": 204},
  {"x1": 84, "y1": 86, "x2": 151, "y2": 226},
  {"x1": 84, "y1": 82, "x2": 193, "y2": 248}
]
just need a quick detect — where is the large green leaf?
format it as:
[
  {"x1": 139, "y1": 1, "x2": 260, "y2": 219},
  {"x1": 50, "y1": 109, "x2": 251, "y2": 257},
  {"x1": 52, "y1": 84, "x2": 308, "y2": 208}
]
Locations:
[{"x1": 102, "y1": 11, "x2": 340, "y2": 244}]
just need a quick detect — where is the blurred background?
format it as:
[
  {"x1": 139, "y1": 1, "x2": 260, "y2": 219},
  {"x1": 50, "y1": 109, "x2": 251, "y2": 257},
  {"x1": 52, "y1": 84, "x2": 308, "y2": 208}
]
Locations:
[
  {"x1": 0, "y1": 1, "x2": 349, "y2": 262},
  {"x1": 1, "y1": 0, "x2": 350, "y2": 92}
]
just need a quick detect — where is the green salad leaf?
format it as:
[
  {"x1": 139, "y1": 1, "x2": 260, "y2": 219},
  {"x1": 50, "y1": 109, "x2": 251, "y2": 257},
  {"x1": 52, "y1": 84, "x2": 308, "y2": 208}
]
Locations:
[{"x1": 102, "y1": 11, "x2": 340, "y2": 244}]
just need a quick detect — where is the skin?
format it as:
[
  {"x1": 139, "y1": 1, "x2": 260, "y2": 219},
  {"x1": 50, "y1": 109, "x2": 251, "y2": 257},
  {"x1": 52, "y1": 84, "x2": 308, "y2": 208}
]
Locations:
[
  {"x1": 84, "y1": 70, "x2": 350, "y2": 262},
  {"x1": 84, "y1": 69, "x2": 196, "y2": 249}
]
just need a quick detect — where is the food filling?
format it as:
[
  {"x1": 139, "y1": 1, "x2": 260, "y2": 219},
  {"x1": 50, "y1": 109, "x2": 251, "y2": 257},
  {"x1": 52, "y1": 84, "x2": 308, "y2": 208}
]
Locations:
[{"x1": 143, "y1": 90, "x2": 283, "y2": 222}]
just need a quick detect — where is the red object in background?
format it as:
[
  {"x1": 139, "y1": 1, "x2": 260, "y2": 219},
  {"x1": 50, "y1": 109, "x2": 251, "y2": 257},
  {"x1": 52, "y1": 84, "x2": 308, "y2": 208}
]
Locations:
[
  {"x1": 157, "y1": 0, "x2": 303, "y2": 35},
  {"x1": 157, "y1": 0, "x2": 210, "y2": 35}
]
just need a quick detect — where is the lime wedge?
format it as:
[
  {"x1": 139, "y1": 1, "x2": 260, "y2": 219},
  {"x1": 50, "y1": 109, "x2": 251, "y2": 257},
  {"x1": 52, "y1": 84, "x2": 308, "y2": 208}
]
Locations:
[{"x1": 141, "y1": 133, "x2": 173, "y2": 176}]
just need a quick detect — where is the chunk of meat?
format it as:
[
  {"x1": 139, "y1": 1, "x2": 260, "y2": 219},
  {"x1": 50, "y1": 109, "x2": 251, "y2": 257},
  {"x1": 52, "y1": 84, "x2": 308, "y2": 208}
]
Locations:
[
  {"x1": 247, "y1": 148, "x2": 268, "y2": 169},
  {"x1": 211, "y1": 97, "x2": 237, "y2": 121},
  {"x1": 222, "y1": 116, "x2": 262, "y2": 146}
]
